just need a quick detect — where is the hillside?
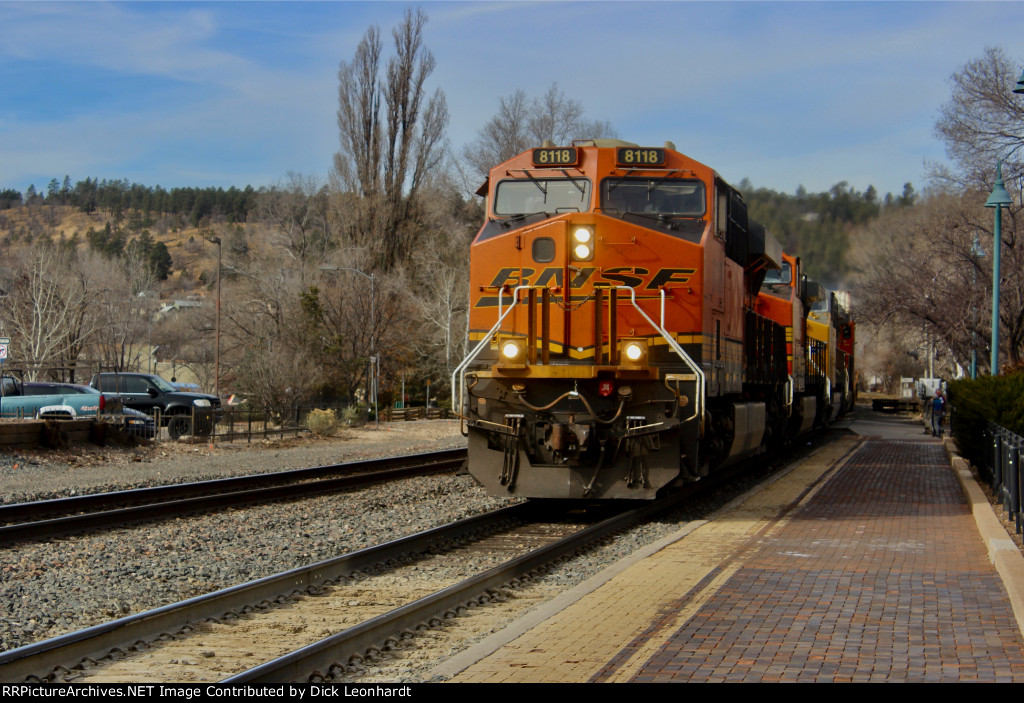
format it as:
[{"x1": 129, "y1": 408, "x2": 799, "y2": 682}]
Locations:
[{"x1": 0, "y1": 203, "x2": 254, "y2": 296}]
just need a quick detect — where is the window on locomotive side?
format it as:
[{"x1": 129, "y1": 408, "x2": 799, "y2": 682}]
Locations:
[
  {"x1": 761, "y1": 262, "x2": 792, "y2": 300},
  {"x1": 493, "y1": 179, "x2": 592, "y2": 216},
  {"x1": 601, "y1": 179, "x2": 705, "y2": 217}
]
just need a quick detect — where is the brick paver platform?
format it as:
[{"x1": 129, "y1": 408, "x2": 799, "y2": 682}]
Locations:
[
  {"x1": 606, "y1": 441, "x2": 1024, "y2": 682},
  {"x1": 447, "y1": 435, "x2": 1024, "y2": 683}
]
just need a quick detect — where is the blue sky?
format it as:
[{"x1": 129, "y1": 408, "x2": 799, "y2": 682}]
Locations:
[{"x1": 2, "y1": 1, "x2": 1023, "y2": 199}]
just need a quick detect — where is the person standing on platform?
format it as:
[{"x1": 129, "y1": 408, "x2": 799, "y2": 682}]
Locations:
[{"x1": 931, "y1": 388, "x2": 946, "y2": 437}]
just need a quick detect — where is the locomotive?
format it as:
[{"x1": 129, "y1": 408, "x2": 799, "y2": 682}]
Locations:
[{"x1": 452, "y1": 140, "x2": 854, "y2": 500}]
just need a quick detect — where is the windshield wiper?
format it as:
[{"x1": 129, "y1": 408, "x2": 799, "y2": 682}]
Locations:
[
  {"x1": 622, "y1": 211, "x2": 679, "y2": 230},
  {"x1": 522, "y1": 171, "x2": 548, "y2": 196},
  {"x1": 559, "y1": 169, "x2": 587, "y2": 195},
  {"x1": 499, "y1": 211, "x2": 549, "y2": 228}
]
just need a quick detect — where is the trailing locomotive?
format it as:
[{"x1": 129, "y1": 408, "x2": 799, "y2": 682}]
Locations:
[{"x1": 452, "y1": 140, "x2": 854, "y2": 500}]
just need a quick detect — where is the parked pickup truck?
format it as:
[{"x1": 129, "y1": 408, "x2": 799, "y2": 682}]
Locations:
[
  {"x1": 0, "y1": 377, "x2": 122, "y2": 419},
  {"x1": 89, "y1": 372, "x2": 221, "y2": 439}
]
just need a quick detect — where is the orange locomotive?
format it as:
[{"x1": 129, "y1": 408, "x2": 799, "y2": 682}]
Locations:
[
  {"x1": 453, "y1": 140, "x2": 850, "y2": 499},
  {"x1": 756, "y1": 260, "x2": 856, "y2": 435}
]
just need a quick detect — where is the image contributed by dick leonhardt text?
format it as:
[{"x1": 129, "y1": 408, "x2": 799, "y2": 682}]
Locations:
[{"x1": 1, "y1": 684, "x2": 416, "y2": 700}]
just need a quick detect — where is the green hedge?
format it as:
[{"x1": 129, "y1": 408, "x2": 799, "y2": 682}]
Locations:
[{"x1": 949, "y1": 373, "x2": 1024, "y2": 469}]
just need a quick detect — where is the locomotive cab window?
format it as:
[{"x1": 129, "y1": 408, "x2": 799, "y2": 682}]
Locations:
[
  {"x1": 493, "y1": 178, "x2": 592, "y2": 217},
  {"x1": 601, "y1": 178, "x2": 705, "y2": 217},
  {"x1": 761, "y1": 262, "x2": 792, "y2": 299}
]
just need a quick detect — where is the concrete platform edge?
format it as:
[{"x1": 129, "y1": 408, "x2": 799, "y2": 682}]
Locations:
[{"x1": 944, "y1": 437, "x2": 1024, "y2": 636}]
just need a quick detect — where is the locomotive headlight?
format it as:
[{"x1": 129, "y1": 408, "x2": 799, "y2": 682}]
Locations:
[
  {"x1": 571, "y1": 226, "x2": 595, "y2": 261},
  {"x1": 621, "y1": 339, "x2": 648, "y2": 365},
  {"x1": 624, "y1": 343, "x2": 645, "y2": 361},
  {"x1": 499, "y1": 337, "x2": 526, "y2": 363}
]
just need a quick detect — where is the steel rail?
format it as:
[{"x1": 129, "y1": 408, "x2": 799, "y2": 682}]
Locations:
[
  {"x1": 226, "y1": 494, "x2": 691, "y2": 683},
  {"x1": 0, "y1": 448, "x2": 466, "y2": 546},
  {"x1": 0, "y1": 501, "x2": 535, "y2": 683}
]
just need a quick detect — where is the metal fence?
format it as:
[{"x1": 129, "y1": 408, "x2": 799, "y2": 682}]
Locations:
[
  {"x1": 981, "y1": 423, "x2": 1023, "y2": 536},
  {"x1": 161, "y1": 404, "x2": 451, "y2": 445}
]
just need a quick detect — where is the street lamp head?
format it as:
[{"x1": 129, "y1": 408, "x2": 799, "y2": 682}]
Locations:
[
  {"x1": 986, "y1": 162, "x2": 1013, "y2": 209},
  {"x1": 1014, "y1": 68, "x2": 1024, "y2": 95}
]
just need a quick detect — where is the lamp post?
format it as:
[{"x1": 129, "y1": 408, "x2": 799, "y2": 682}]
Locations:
[
  {"x1": 986, "y1": 164, "x2": 1012, "y2": 375},
  {"x1": 206, "y1": 236, "x2": 222, "y2": 399},
  {"x1": 320, "y1": 266, "x2": 377, "y2": 428},
  {"x1": 970, "y1": 232, "x2": 985, "y2": 379},
  {"x1": 985, "y1": 68, "x2": 1024, "y2": 373}
]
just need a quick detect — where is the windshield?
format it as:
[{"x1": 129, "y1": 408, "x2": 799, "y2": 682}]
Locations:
[
  {"x1": 762, "y1": 262, "x2": 792, "y2": 287},
  {"x1": 494, "y1": 178, "x2": 591, "y2": 216},
  {"x1": 150, "y1": 375, "x2": 177, "y2": 392},
  {"x1": 602, "y1": 178, "x2": 705, "y2": 217},
  {"x1": 24, "y1": 383, "x2": 98, "y2": 395}
]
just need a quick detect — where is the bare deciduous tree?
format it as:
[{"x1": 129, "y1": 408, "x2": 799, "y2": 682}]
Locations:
[
  {"x1": 335, "y1": 27, "x2": 383, "y2": 198},
  {"x1": 403, "y1": 228, "x2": 469, "y2": 388},
  {"x1": 333, "y1": 8, "x2": 449, "y2": 268},
  {"x1": 853, "y1": 190, "x2": 1024, "y2": 372},
  {"x1": 0, "y1": 244, "x2": 105, "y2": 379},
  {"x1": 256, "y1": 174, "x2": 338, "y2": 271},
  {"x1": 934, "y1": 46, "x2": 1024, "y2": 191},
  {"x1": 462, "y1": 83, "x2": 618, "y2": 182},
  {"x1": 91, "y1": 249, "x2": 158, "y2": 373}
]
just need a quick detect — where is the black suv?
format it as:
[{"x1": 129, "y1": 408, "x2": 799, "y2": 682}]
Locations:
[{"x1": 89, "y1": 372, "x2": 220, "y2": 439}]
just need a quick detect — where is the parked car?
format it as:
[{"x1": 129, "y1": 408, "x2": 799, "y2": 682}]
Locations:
[
  {"x1": 120, "y1": 406, "x2": 157, "y2": 439},
  {"x1": 89, "y1": 372, "x2": 221, "y2": 439},
  {"x1": 1, "y1": 377, "x2": 120, "y2": 419},
  {"x1": 20, "y1": 381, "x2": 155, "y2": 438}
]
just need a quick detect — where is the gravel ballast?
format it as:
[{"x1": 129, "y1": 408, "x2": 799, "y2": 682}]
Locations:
[
  {"x1": 0, "y1": 421, "x2": 469, "y2": 505},
  {"x1": 1, "y1": 421, "x2": 506, "y2": 653}
]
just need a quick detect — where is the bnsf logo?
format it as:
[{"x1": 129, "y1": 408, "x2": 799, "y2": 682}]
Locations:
[{"x1": 487, "y1": 267, "x2": 695, "y2": 290}]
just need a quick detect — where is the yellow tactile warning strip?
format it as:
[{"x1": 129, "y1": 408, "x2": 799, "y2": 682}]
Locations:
[{"x1": 443, "y1": 438, "x2": 861, "y2": 683}]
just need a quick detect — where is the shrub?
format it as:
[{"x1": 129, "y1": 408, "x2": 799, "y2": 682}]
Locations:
[
  {"x1": 306, "y1": 408, "x2": 339, "y2": 436},
  {"x1": 949, "y1": 373, "x2": 1024, "y2": 469},
  {"x1": 341, "y1": 405, "x2": 365, "y2": 427}
]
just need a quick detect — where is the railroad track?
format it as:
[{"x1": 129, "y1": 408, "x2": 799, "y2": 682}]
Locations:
[
  {"x1": 0, "y1": 448, "x2": 467, "y2": 546},
  {"x1": 0, "y1": 488, "x2": 699, "y2": 683}
]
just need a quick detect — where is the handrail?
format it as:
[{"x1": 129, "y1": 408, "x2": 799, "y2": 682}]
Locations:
[
  {"x1": 451, "y1": 285, "x2": 531, "y2": 418},
  {"x1": 615, "y1": 286, "x2": 705, "y2": 427},
  {"x1": 807, "y1": 346, "x2": 832, "y2": 408}
]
